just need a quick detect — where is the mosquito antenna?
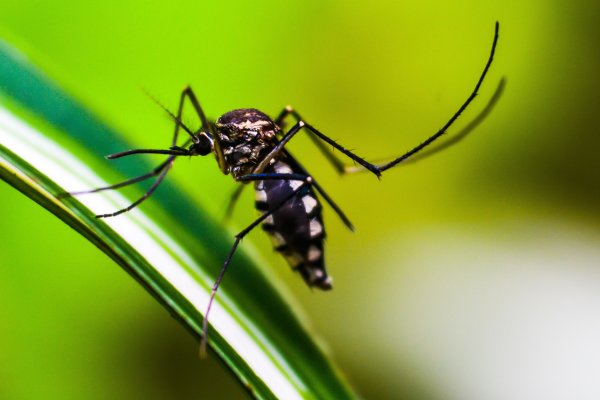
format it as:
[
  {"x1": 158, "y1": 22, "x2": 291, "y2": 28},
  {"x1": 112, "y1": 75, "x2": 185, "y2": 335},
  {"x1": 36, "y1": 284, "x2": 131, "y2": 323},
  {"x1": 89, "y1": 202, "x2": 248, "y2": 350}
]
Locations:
[{"x1": 141, "y1": 88, "x2": 200, "y2": 143}]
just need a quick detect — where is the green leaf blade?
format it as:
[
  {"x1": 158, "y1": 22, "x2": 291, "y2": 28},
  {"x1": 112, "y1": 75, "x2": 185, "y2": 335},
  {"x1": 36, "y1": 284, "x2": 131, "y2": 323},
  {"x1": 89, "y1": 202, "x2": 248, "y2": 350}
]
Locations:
[{"x1": 0, "y1": 37, "x2": 358, "y2": 400}]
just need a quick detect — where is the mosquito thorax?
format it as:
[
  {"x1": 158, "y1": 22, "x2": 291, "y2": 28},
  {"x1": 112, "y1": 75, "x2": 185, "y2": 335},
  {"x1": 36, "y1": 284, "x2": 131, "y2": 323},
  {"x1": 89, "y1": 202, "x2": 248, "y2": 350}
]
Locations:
[{"x1": 216, "y1": 108, "x2": 280, "y2": 178}]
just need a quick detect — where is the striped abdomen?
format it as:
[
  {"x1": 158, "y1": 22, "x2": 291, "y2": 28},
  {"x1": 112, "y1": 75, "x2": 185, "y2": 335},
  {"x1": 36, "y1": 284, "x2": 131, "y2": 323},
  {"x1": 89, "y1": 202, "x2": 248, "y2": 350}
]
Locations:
[{"x1": 254, "y1": 160, "x2": 332, "y2": 290}]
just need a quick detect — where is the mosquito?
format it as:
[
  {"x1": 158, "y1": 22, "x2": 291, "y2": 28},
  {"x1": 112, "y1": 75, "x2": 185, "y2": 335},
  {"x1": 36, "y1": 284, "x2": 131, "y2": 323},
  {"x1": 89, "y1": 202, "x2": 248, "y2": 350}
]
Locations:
[{"x1": 68, "y1": 22, "x2": 500, "y2": 355}]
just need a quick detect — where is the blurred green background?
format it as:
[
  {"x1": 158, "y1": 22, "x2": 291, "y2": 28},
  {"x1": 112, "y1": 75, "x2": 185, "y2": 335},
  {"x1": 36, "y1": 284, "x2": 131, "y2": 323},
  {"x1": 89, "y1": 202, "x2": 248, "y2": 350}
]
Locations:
[{"x1": 1, "y1": 0, "x2": 600, "y2": 399}]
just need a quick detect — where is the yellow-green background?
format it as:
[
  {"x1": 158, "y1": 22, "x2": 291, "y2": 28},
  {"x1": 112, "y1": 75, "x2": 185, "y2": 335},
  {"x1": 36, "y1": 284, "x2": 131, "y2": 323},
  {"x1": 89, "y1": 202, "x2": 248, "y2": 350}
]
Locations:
[{"x1": 1, "y1": 1, "x2": 600, "y2": 399}]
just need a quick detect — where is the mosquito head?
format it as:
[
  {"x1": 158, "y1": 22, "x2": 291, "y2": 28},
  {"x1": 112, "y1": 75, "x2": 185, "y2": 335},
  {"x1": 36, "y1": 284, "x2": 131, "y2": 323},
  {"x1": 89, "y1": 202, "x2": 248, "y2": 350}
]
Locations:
[
  {"x1": 189, "y1": 132, "x2": 214, "y2": 156},
  {"x1": 216, "y1": 109, "x2": 279, "y2": 142}
]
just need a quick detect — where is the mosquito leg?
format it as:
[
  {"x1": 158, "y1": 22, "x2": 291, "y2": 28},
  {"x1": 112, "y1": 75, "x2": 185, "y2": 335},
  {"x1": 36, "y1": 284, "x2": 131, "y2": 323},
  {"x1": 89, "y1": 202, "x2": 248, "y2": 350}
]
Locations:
[
  {"x1": 62, "y1": 157, "x2": 174, "y2": 199},
  {"x1": 72, "y1": 87, "x2": 205, "y2": 212},
  {"x1": 311, "y1": 179, "x2": 354, "y2": 230},
  {"x1": 65, "y1": 140, "x2": 189, "y2": 199},
  {"x1": 201, "y1": 176, "x2": 313, "y2": 356},
  {"x1": 277, "y1": 75, "x2": 504, "y2": 176},
  {"x1": 236, "y1": 173, "x2": 310, "y2": 182},
  {"x1": 401, "y1": 76, "x2": 506, "y2": 163},
  {"x1": 77, "y1": 99, "x2": 193, "y2": 208},
  {"x1": 96, "y1": 86, "x2": 202, "y2": 193},
  {"x1": 254, "y1": 117, "x2": 379, "y2": 179},
  {"x1": 95, "y1": 161, "x2": 173, "y2": 218},
  {"x1": 170, "y1": 87, "x2": 192, "y2": 146},
  {"x1": 252, "y1": 121, "x2": 307, "y2": 174},
  {"x1": 275, "y1": 106, "x2": 347, "y2": 175},
  {"x1": 76, "y1": 85, "x2": 198, "y2": 195},
  {"x1": 277, "y1": 22, "x2": 499, "y2": 178},
  {"x1": 177, "y1": 86, "x2": 228, "y2": 174},
  {"x1": 274, "y1": 105, "x2": 294, "y2": 128},
  {"x1": 344, "y1": 76, "x2": 507, "y2": 173}
]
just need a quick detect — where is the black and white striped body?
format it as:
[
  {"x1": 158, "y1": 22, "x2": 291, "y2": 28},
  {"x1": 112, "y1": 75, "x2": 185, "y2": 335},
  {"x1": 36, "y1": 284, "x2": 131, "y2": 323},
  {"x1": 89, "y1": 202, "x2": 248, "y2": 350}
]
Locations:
[
  {"x1": 255, "y1": 160, "x2": 331, "y2": 290},
  {"x1": 215, "y1": 108, "x2": 332, "y2": 290}
]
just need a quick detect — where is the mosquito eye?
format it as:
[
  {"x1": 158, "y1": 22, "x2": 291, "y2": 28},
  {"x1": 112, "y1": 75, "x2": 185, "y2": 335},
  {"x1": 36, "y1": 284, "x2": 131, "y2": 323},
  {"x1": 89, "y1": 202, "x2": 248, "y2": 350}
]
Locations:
[{"x1": 191, "y1": 134, "x2": 213, "y2": 156}]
